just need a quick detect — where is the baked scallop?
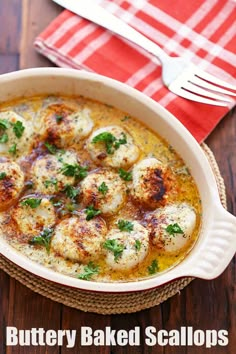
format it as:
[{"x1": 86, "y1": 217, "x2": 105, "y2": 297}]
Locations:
[
  {"x1": 0, "y1": 159, "x2": 24, "y2": 210},
  {"x1": 87, "y1": 125, "x2": 140, "y2": 168},
  {"x1": 104, "y1": 220, "x2": 149, "y2": 271},
  {"x1": 12, "y1": 196, "x2": 56, "y2": 237},
  {"x1": 0, "y1": 111, "x2": 33, "y2": 157},
  {"x1": 51, "y1": 213, "x2": 107, "y2": 263},
  {"x1": 131, "y1": 157, "x2": 167, "y2": 208},
  {"x1": 80, "y1": 169, "x2": 126, "y2": 215},
  {"x1": 42, "y1": 103, "x2": 94, "y2": 147},
  {"x1": 32, "y1": 150, "x2": 80, "y2": 194},
  {"x1": 146, "y1": 203, "x2": 196, "y2": 252}
]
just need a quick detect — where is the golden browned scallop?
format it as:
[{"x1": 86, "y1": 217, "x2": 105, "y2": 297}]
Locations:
[
  {"x1": 32, "y1": 150, "x2": 80, "y2": 194},
  {"x1": 0, "y1": 159, "x2": 24, "y2": 210},
  {"x1": 80, "y1": 169, "x2": 126, "y2": 215},
  {"x1": 12, "y1": 196, "x2": 56, "y2": 237},
  {"x1": 131, "y1": 157, "x2": 167, "y2": 208},
  {"x1": 42, "y1": 103, "x2": 94, "y2": 147},
  {"x1": 87, "y1": 126, "x2": 140, "y2": 168},
  {"x1": 0, "y1": 111, "x2": 33, "y2": 158},
  {"x1": 104, "y1": 220, "x2": 149, "y2": 271},
  {"x1": 51, "y1": 213, "x2": 107, "y2": 263},
  {"x1": 146, "y1": 203, "x2": 196, "y2": 253}
]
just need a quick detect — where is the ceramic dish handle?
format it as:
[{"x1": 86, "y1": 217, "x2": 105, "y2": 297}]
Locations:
[{"x1": 187, "y1": 204, "x2": 236, "y2": 280}]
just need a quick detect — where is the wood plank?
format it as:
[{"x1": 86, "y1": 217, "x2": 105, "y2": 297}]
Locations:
[
  {"x1": 6, "y1": 279, "x2": 61, "y2": 354},
  {"x1": 0, "y1": 0, "x2": 22, "y2": 53},
  {"x1": 0, "y1": 54, "x2": 19, "y2": 74},
  {"x1": 61, "y1": 307, "x2": 111, "y2": 354},
  {"x1": 20, "y1": 0, "x2": 61, "y2": 69},
  {"x1": 0, "y1": 270, "x2": 10, "y2": 354}
]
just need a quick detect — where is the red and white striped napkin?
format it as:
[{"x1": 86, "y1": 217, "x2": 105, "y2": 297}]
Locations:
[{"x1": 34, "y1": 0, "x2": 236, "y2": 142}]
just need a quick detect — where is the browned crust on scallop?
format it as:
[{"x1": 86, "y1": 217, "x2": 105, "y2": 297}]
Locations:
[
  {"x1": 0, "y1": 166, "x2": 24, "y2": 210},
  {"x1": 43, "y1": 103, "x2": 75, "y2": 143}
]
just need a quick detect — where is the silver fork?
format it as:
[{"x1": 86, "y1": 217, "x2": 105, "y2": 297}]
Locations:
[{"x1": 53, "y1": 0, "x2": 236, "y2": 106}]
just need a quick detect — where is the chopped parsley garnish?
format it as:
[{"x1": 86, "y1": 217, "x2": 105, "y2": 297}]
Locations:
[
  {"x1": 8, "y1": 143, "x2": 17, "y2": 155},
  {"x1": 92, "y1": 131, "x2": 127, "y2": 154},
  {"x1": 63, "y1": 184, "x2": 80, "y2": 200},
  {"x1": 103, "y1": 239, "x2": 125, "y2": 261},
  {"x1": 148, "y1": 260, "x2": 159, "y2": 275},
  {"x1": 65, "y1": 203, "x2": 78, "y2": 212},
  {"x1": 0, "y1": 119, "x2": 10, "y2": 130},
  {"x1": 0, "y1": 133, "x2": 8, "y2": 143},
  {"x1": 12, "y1": 121, "x2": 25, "y2": 138},
  {"x1": 44, "y1": 178, "x2": 58, "y2": 191},
  {"x1": 21, "y1": 198, "x2": 42, "y2": 209},
  {"x1": 166, "y1": 223, "x2": 184, "y2": 235},
  {"x1": 55, "y1": 114, "x2": 63, "y2": 123},
  {"x1": 134, "y1": 240, "x2": 141, "y2": 251},
  {"x1": 25, "y1": 181, "x2": 34, "y2": 189},
  {"x1": 121, "y1": 115, "x2": 130, "y2": 122},
  {"x1": 51, "y1": 200, "x2": 63, "y2": 207},
  {"x1": 44, "y1": 142, "x2": 57, "y2": 154},
  {"x1": 117, "y1": 219, "x2": 134, "y2": 232},
  {"x1": 29, "y1": 227, "x2": 54, "y2": 253},
  {"x1": 92, "y1": 132, "x2": 116, "y2": 154},
  {"x1": 61, "y1": 163, "x2": 88, "y2": 180},
  {"x1": 85, "y1": 205, "x2": 101, "y2": 221},
  {"x1": 0, "y1": 172, "x2": 7, "y2": 180},
  {"x1": 118, "y1": 168, "x2": 132, "y2": 181},
  {"x1": 113, "y1": 133, "x2": 127, "y2": 149},
  {"x1": 98, "y1": 182, "x2": 108, "y2": 195},
  {"x1": 78, "y1": 262, "x2": 99, "y2": 280}
]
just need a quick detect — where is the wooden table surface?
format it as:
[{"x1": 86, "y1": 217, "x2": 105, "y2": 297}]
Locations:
[{"x1": 0, "y1": 1, "x2": 235, "y2": 353}]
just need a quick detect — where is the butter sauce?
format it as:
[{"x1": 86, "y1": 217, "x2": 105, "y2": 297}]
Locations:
[{"x1": 0, "y1": 95, "x2": 201, "y2": 282}]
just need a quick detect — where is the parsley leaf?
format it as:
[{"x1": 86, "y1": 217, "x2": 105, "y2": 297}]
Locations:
[
  {"x1": 12, "y1": 121, "x2": 25, "y2": 138},
  {"x1": 85, "y1": 205, "x2": 101, "y2": 221},
  {"x1": 148, "y1": 260, "x2": 159, "y2": 275},
  {"x1": 44, "y1": 178, "x2": 58, "y2": 191},
  {"x1": 0, "y1": 172, "x2": 7, "y2": 180},
  {"x1": 98, "y1": 182, "x2": 108, "y2": 195},
  {"x1": 55, "y1": 114, "x2": 63, "y2": 123},
  {"x1": 92, "y1": 132, "x2": 116, "y2": 154},
  {"x1": 78, "y1": 262, "x2": 99, "y2": 280},
  {"x1": 0, "y1": 119, "x2": 10, "y2": 130},
  {"x1": 25, "y1": 181, "x2": 34, "y2": 189},
  {"x1": 44, "y1": 142, "x2": 58, "y2": 154},
  {"x1": 65, "y1": 203, "x2": 78, "y2": 212},
  {"x1": 21, "y1": 198, "x2": 42, "y2": 209},
  {"x1": 0, "y1": 133, "x2": 8, "y2": 143},
  {"x1": 103, "y1": 239, "x2": 124, "y2": 261},
  {"x1": 61, "y1": 163, "x2": 88, "y2": 180},
  {"x1": 29, "y1": 227, "x2": 54, "y2": 253},
  {"x1": 63, "y1": 184, "x2": 80, "y2": 200},
  {"x1": 92, "y1": 131, "x2": 127, "y2": 154},
  {"x1": 117, "y1": 219, "x2": 134, "y2": 232},
  {"x1": 121, "y1": 115, "x2": 130, "y2": 122},
  {"x1": 51, "y1": 200, "x2": 63, "y2": 207},
  {"x1": 8, "y1": 143, "x2": 17, "y2": 155},
  {"x1": 118, "y1": 168, "x2": 132, "y2": 181},
  {"x1": 134, "y1": 240, "x2": 141, "y2": 251},
  {"x1": 166, "y1": 223, "x2": 184, "y2": 235},
  {"x1": 113, "y1": 133, "x2": 127, "y2": 149}
]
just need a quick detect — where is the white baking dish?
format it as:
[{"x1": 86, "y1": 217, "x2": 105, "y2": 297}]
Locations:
[{"x1": 0, "y1": 68, "x2": 235, "y2": 293}]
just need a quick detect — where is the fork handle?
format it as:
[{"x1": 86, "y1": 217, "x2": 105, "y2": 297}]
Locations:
[{"x1": 55, "y1": 0, "x2": 169, "y2": 63}]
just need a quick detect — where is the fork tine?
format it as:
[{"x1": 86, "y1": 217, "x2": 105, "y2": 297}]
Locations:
[
  {"x1": 190, "y1": 75, "x2": 236, "y2": 97},
  {"x1": 169, "y1": 85, "x2": 228, "y2": 106},
  {"x1": 181, "y1": 82, "x2": 234, "y2": 102},
  {"x1": 194, "y1": 68, "x2": 236, "y2": 91}
]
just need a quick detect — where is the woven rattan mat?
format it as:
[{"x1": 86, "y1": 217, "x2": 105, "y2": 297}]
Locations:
[{"x1": 0, "y1": 143, "x2": 227, "y2": 314}]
